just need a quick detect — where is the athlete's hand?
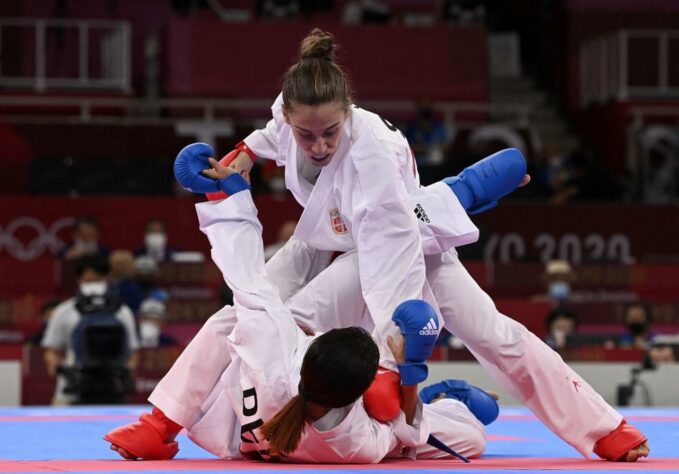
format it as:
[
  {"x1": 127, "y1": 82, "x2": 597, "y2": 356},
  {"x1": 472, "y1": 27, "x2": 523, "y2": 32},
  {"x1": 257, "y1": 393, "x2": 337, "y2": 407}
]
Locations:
[
  {"x1": 519, "y1": 174, "x2": 531, "y2": 187},
  {"x1": 202, "y1": 157, "x2": 236, "y2": 180},
  {"x1": 228, "y1": 151, "x2": 254, "y2": 184},
  {"x1": 200, "y1": 158, "x2": 251, "y2": 196},
  {"x1": 387, "y1": 334, "x2": 405, "y2": 364}
]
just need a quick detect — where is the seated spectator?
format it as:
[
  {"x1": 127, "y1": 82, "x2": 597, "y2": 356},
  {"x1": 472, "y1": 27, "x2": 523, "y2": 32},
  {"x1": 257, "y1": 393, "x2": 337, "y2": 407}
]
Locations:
[
  {"x1": 642, "y1": 143, "x2": 678, "y2": 204},
  {"x1": 134, "y1": 218, "x2": 177, "y2": 263},
  {"x1": 113, "y1": 256, "x2": 168, "y2": 314},
  {"x1": 109, "y1": 250, "x2": 135, "y2": 282},
  {"x1": 619, "y1": 302, "x2": 656, "y2": 351},
  {"x1": 544, "y1": 306, "x2": 578, "y2": 350},
  {"x1": 531, "y1": 144, "x2": 569, "y2": 199},
  {"x1": 41, "y1": 254, "x2": 139, "y2": 405},
  {"x1": 648, "y1": 344, "x2": 676, "y2": 365},
  {"x1": 550, "y1": 148, "x2": 621, "y2": 204},
  {"x1": 443, "y1": 0, "x2": 485, "y2": 25},
  {"x1": 258, "y1": 0, "x2": 300, "y2": 19},
  {"x1": 405, "y1": 102, "x2": 452, "y2": 170},
  {"x1": 24, "y1": 299, "x2": 61, "y2": 347},
  {"x1": 59, "y1": 215, "x2": 110, "y2": 262},
  {"x1": 343, "y1": 0, "x2": 391, "y2": 24},
  {"x1": 137, "y1": 299, "x2": 178, "y2": 348},
  {"x1": 532, "y1": 260, "x2": 576, "y2": 306}
]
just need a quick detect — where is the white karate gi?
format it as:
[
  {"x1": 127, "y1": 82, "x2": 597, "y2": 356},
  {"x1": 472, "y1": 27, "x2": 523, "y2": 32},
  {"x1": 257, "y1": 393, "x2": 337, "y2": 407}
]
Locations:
[
  {"x1": 240, "y1": 95, "x2": 624, "y2": 458},
  {"x1": 150, "y1": 190, "x2": 484, "y2": 462}
]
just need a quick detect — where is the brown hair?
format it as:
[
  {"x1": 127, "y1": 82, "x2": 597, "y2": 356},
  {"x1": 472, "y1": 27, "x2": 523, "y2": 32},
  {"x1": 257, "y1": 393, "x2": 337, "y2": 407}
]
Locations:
[
  {"x1": 281, "y1": 28, "x2": 352, "y2": 111},
  {"x1": 259, "y1": 327, "x2": 378, "y2": 456}
]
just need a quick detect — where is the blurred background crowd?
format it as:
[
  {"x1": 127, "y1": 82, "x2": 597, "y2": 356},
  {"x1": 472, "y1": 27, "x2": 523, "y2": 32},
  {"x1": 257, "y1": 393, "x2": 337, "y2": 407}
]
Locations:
[{"x1": 0, "y1": 0, "x2": 678, "y2": 406}]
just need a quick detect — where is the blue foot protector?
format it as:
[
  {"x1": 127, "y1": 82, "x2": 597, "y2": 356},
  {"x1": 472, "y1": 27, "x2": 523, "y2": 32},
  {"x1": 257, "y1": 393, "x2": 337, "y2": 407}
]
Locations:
[
  {"x1": 443, "y1": 148, "x2": 526, "y2": 215},
  {"x1": 420, "y1": 379, "x2": 499, "y2": 426}
]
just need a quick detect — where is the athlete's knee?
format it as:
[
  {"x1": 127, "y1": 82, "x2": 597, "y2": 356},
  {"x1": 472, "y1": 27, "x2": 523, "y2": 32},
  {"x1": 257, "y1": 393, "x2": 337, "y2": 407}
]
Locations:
[{"x1": 466, "y1": 427, "x2": 487, "y2": 458}]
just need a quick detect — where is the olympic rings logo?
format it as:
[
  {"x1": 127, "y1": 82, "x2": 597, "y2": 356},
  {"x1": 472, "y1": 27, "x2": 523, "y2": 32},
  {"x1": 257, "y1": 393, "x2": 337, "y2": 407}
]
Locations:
[{"x1": 0, "y1": 217, "x2": 75, "y2": 261}]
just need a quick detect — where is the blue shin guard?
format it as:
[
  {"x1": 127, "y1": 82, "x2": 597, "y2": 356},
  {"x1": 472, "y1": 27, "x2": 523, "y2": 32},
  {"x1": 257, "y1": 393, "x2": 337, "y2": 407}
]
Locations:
[
  {"x1": 444, "y1": 148, "x2": 526, "y2": 215},
  {"x1": 419, "y1": 379, "x2": 499, "y2": 426}
]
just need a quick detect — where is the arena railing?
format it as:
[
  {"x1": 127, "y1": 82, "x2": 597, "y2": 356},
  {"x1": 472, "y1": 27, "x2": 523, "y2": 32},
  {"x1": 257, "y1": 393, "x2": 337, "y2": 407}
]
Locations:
[
  {"x1": 0, "y1": 17, "x2": 131, "y2": 92},
  {"x1": 0, "y1": 95, "x2": 534, "y2": 128},
  {"x1": 579, "y1": 28, "x2": 679, "y2": 106}
]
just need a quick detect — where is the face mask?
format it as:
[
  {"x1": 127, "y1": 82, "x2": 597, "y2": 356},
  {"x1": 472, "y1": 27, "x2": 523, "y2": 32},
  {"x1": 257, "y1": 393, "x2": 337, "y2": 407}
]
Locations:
[
  {"x1": 74, "y1": 239, "x2": 97, "y2": 253},
  {"x1": 627, "y1": 322, "x2": 648, "y2": 335},
  {"x1": 145, "y1": 232, "x2": 167, "y2": 251},
  {"x1": 549, "y1": 281, "x2": 570, "y2": 301},
  {"x1": 140, "y1": 321, "x2": 161, "y2": 348},
  {"x1": 79, "y1": 281, "x2": 107, "y2": 296},
  {"x1": 269, "y1": 176, "x2": 286, "y2": 193}
]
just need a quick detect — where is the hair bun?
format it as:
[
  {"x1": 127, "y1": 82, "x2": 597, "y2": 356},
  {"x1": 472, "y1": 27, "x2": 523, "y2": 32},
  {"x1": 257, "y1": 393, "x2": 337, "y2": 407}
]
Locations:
[{"x1": 300, "y1": 28, "x2": 335, "y2": 62}]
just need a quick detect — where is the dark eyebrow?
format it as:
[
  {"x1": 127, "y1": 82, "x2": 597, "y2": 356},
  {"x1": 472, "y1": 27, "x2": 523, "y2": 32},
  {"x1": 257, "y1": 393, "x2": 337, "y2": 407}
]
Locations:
[{"x1": 295, "y1": 122, "x2": 340, "y2": 134}]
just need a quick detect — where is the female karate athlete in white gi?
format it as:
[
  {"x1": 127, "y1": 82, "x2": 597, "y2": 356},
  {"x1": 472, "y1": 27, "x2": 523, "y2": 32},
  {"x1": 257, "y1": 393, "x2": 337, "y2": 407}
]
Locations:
[
  {"x1": 106, "y1": 171, "x2": 487, "y2": 463},
  {"x1": 197, "y1": 28, "x2": 649, "y2": 462}
]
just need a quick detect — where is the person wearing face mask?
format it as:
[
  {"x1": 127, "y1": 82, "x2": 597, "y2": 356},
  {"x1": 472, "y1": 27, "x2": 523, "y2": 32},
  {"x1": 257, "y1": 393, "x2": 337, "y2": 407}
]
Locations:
[
  {"x1": 113, "y1": 256, "x2": 169, "y2": 314},
  {"x1": 542, "y1": 260, "x2": 575, "y2": 306},
  {"x1": 59, "y1": 215, "x2": 110, "y2": 262},
  {"x1": 135, "y1": 219, "x2": 177, "y2": 263},
  {"x1": 619, "y1": 303, "x2": 656, "y2": 351},
  {"x1": 173, "y1": 29, "x2": 648, "y2": 462},
  {"x1": 543, "y1": 307, "x2": 578, "y2": 351},
  {"x1": 137, "y1": 299, "x2": 177, "y2": 348},
  {"x1": 41, "y1": 254, "x2": 140, "y2": 405}
]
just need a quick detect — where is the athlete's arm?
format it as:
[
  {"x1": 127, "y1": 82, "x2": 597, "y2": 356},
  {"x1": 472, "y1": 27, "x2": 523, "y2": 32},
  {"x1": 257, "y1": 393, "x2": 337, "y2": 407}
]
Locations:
[
  {"x1": 195, "y1": 165, "x2": 300, "y2": 370},
  {"x1": 349, "y1": 143, "x2": 426, "y2": 368},
  {"x1": 387, "y1": 334, "x2": 418, "y2": 424}
]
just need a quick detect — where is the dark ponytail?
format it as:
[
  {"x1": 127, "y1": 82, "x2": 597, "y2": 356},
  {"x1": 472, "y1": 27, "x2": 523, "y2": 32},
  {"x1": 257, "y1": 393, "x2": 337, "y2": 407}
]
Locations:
[
  {"x1": 259, "y1": 394, "x2": 307, "y2": 456},
  {"x1": 260, "y1": 327, "x2": 379, "y2": 456},
  {"x1": 282, "y1": 28, "x2": 352, "y2": 111}
]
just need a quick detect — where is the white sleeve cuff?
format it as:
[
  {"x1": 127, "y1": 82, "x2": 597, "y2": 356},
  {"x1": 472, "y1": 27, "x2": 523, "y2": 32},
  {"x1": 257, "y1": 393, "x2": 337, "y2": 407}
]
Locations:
[{"x1": 390, "y1": 399, "x2": 430, "y2": 447}]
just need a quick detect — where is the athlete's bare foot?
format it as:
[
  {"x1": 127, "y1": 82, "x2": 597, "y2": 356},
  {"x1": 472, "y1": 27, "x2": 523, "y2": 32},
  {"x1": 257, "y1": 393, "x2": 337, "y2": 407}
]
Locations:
[
  {"x1": 110, "y1": 443, "x2": 136, "y2": 460},
  {"x1": 621, "y1": 441, "x2": 650, "y2": 462},
  {"x1": 486, "y1": 390, "x2": 499, "y2": 401}
]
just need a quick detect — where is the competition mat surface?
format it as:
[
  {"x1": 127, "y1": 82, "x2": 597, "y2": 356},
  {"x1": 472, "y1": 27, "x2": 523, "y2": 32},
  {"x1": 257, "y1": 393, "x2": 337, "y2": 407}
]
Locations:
[{"x1": 0, "y1": 406, "x2": 677, "y2": 473}]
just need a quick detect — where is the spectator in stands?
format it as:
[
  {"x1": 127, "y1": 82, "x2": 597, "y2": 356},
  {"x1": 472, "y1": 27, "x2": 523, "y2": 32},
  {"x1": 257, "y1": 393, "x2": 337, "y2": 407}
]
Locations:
[
  {"x1": 41, "y1": 254, "x2": 139, "y2": 405},
  {"x1": 405, "y1": 102, "x2": 452, "y2": 173},
  {"x1": 543, "y1": 259, "x2": 575, "y2": 307},
  {"x1": 137, "y1": 299, "x2": 178, "y2": 348},
  {"x1": 24, "y1": 299, "x2": 61, "y2": 347},
  {"x1": 619, "y1": 302, "x2": 656, "y2": 351},
  {"x1": 443, "y1": 0, "x2": 485, "y2": 25},
  {"x1": 642, "y1": 143, "x2": 679, "y2": 204},
  {"x1": 550, "y1": 148, "x2": 621, "y2": 204},
  {"x1": 264, "y1": 166, "x2": 288, "y2": 199},
  {"x1": 113, "y1": 256, "x2": 168, "y2": 314},
  {"x1": 531, "y1": 144, "x2": 569, "y2": 199},
  {"x1": 258, "y1": 0, "x2": 301, "y2": 19},
  {"x1": 343, "y1": 0, "x2": 391, "y2": 24},
  {"x1": 109, "y1": 250, "x2": 135, "y2": 282},
  {"x1": 648, "y1": 344, "x2": 676, "y2": 365},
  {"x1": 263, "y1": 220, "x2": 297, "y2": 261},
  {"x1": 544, "y1": 306, "x2": 578, "y2": 350},
  {"x1": 135, "y1": 218, "x2": 177, "y2": 263},
  {"x1": 59, "y1": 215, "x2": 110, "y2": 262}
]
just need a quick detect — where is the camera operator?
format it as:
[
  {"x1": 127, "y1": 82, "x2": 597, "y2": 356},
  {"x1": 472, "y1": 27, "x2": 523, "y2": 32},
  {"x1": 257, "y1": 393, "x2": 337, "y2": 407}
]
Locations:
[{"x1": 41, "y1": 254, "x2": 139, "y2": 405}]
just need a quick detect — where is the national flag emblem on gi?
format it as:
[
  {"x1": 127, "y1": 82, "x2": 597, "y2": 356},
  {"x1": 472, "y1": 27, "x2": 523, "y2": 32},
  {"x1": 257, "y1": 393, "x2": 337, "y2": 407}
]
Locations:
[{"x1": 329, "y1": 208, "x2": 348, "y2": 235}]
